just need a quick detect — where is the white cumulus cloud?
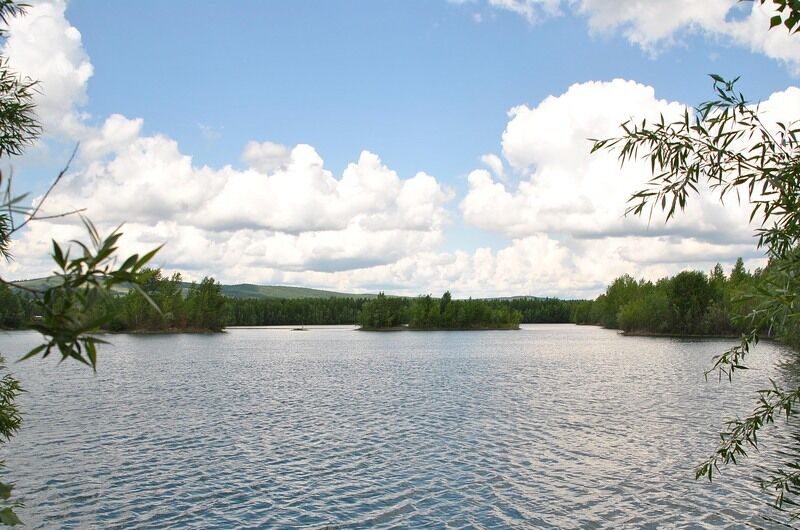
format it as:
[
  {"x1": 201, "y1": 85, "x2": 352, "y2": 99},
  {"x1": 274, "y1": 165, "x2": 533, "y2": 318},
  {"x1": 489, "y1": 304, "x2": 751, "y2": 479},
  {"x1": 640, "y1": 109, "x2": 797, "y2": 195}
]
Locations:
[
  {"x1": 241, "y1": 141, "x2": 291, "y2": 174},
  {"x1": 2, "y1": 0, "x2": 93, "y2": 138},
  {"x1": 458, "y1": 77, "x2": 800, "y2": 294},
  {"x1": 33, "y1": 134, "x2": 451, "y2": 274},
  {"x1": 464, "y1": 0, "x2": 800, "y2": 72},
  {"x1": 1, "y1": 1, "x2": 452, "y2": 282},
  {"x1": 462, "y1": 79, "x2": 778, "y2": 244},
  {"x1": 2, "y1": 0, "x2": 796, "y2": 298}
]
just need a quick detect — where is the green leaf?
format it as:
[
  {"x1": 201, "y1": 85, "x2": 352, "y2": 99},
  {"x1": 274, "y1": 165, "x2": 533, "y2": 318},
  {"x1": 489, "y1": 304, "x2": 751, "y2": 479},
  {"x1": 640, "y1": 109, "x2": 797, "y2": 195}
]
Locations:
[
  {"x1": 18, "y1": 344, "x2": 46, "y2": 362},
  {"x1": 0, "y1": 507, "x2": 22, "y2": 526},
  {"x1": 85, "y1": 339, "x2": 97, "y2": 371},
  {"x1": 79, "y1": 214, "x2": 100, "y2": 249},
  {"x1": 0, "y1": 482, "x2": 13, "y2": 501},
  {"x1": 134, "y1": 244, "x2": 163, "y2": 271},
  {"x1": 51, "y1": 240, "x2": 64, "y2": 268},
  {"x1": 118, "y1": 253, "x2": 138, "y2": 272}
]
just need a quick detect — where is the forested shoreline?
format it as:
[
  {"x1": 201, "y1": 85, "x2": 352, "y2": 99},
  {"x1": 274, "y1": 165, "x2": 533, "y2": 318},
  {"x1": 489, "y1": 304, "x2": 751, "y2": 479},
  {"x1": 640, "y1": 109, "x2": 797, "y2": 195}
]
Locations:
[
  {"x1": 357, "y1": 292, "x2": 524, "y2": 330},
  {"x1": 0, "y1": 259, "x2": 787, "y2": 340},
  {"x1": 1, "y1": 270, "x2": 228, "y2": 333},
  {"x1": 571, "y1": 257, "x2": 800, "y2": 348},
  {"x1": 0, "y1": 269, "x2": 576, "y2": 332}
]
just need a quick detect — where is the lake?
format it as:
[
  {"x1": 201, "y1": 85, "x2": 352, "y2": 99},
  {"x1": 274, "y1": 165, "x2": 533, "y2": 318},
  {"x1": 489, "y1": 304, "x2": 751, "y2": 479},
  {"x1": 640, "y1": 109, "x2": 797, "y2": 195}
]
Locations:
[{"x1": 0, "y1": 324, "x2": 797, "y2": 529}]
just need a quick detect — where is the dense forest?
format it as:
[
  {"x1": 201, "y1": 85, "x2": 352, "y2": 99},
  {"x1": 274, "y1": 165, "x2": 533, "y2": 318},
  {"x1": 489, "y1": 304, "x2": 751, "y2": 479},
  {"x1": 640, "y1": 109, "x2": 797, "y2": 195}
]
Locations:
[
  {"x1": 227, "y1": 293, "x2": 575, "y2": 329},
  {"x1": 1, "y1": 259, "x2": 780, "y2": 338},
  {"x1": 0, "y1": 283, "x2": 30, "y2": 329},
  {"x1": 1, "y1": 270, "x2": 580, "y2": 332},
  {"x1": 357, "y1": 291, "x2": 524, "y2": 330},
  {"x1": 572, "y1": 258, "x2": 763, "y2": 338},
  {"x1": 227, "y1": 297, "x2": 367, "y2": 326},
  {"x1": 1, "y1": 269, "x2": 228, "y2": 333}
]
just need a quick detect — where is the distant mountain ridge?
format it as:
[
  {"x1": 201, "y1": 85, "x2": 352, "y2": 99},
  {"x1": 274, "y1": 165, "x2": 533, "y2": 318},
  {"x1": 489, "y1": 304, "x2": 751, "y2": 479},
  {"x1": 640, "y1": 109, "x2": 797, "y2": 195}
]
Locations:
[
  {"x1": 215, "y1": 283, "x2": 378, "y2": 299},
  {"x1": 11, "y1": 277, "x2": 378, "y2": 300},
  {"x1": 11, "y1": 278, "x2": 556, "y2": 301}
]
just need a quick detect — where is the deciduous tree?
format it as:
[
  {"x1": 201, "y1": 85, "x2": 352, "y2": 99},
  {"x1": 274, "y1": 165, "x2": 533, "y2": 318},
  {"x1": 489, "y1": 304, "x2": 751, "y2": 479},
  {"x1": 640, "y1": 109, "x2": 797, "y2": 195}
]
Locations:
[{"x1": 592, "y1": 10, "x2": 800, "y2": 511}]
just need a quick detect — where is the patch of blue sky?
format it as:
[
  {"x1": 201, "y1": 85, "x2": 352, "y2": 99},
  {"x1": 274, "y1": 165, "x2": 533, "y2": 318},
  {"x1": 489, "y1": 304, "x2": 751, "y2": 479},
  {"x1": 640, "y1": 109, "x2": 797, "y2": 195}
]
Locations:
[{"x1": 65, "y1": 0, "x2": 793, "y2": 185}]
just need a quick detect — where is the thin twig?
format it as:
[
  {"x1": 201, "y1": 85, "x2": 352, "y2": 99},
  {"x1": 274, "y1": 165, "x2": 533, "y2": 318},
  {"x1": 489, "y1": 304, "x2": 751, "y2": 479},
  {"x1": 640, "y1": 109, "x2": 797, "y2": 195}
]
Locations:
[
  {"x1": 12, "y1": 143, "x2": 78, "y2": 235},
  {"x1": 31, "y1": 208, "x2": 87, "y2": 222}
]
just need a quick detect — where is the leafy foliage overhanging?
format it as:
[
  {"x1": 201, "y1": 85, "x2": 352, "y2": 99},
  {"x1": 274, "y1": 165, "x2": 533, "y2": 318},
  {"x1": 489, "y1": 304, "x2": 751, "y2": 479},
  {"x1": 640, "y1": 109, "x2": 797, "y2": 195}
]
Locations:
[{"x1": 593, "y1": 64, "x2": 800, "y2": 518}]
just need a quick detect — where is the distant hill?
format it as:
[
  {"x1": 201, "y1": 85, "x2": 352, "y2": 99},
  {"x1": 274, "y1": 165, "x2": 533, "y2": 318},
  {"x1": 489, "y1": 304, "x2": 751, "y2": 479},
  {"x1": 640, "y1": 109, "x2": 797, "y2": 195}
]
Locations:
[
  {"x1": 11, "y1": 277, "x2": 378, "y2": 300},
  {"x1": 13, "y1": 276, "x2": 130, "y2": 296},
  {"x1": 215, "y1": 283, "x2": 377, "y2": 299},
  {"x1": 12, "y1": 277, "x2": 60, "y2": 291},
  {"x1": 487, "y1": 295, "x2": 546, "y2": 301}
]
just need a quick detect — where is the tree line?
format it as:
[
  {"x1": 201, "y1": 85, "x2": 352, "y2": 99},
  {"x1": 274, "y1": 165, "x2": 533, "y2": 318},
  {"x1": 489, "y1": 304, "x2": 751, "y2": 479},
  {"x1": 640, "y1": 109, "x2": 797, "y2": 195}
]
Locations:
[
  {"x1": 227, "y1": 296, "x2": 367, "y2": 326},
  {"x1": 1, "y1": 280, "x2": 582, "y2": 331},
  {"x1": 358, "y1": 291, "x2": 524, "y2": 330},
  {"x1": 571, "y1": 257, "x2": 786, "y2": 340},
  {"x1": 2, "y1": 261, "x2": 781, "y2": 339},
  {"x1": 227, "y1": 291, "x2": 577, "y2": 328},
  {"x1": 2, "y1": 269, "x2": 227, "y2": 333}
]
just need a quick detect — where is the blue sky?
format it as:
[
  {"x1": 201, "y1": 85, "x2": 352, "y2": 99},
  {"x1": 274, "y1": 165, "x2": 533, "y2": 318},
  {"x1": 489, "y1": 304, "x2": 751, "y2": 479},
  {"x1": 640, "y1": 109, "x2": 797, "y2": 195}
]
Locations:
[
  {"x1": 66, "y1": 1, "x2": 792, "y2": 176},
  {"x1": 3, "y1": 0, "x2": 800, "y2": 297}
]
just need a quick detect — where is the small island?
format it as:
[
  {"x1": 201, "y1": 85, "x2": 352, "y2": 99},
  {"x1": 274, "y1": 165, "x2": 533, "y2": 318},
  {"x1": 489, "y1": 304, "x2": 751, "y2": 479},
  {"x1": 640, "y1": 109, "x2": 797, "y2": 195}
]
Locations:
[{"x1": 357, "y1": 291, "x2": 522, "y2": 331}]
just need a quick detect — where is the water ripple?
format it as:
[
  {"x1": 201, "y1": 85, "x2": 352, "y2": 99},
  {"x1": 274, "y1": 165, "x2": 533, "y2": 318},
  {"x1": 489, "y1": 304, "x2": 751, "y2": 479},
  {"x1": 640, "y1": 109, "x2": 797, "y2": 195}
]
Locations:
[{"x1": 0, "y1": 325, "x2": 797, "y2": 528}]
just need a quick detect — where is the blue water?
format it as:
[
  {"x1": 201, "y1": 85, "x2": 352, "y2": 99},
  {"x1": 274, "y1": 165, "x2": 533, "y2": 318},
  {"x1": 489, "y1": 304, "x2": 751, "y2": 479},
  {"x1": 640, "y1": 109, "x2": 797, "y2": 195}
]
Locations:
[{"x1": 0, "y1": 324, "x2": 797, "y2": 529}]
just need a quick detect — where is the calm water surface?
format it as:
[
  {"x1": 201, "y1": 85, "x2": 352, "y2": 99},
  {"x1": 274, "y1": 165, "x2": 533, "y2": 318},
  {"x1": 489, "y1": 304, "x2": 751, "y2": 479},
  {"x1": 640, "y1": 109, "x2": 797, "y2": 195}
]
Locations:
[{"x1": 0, "y1": 324, "x2": 798, "y2": 529}]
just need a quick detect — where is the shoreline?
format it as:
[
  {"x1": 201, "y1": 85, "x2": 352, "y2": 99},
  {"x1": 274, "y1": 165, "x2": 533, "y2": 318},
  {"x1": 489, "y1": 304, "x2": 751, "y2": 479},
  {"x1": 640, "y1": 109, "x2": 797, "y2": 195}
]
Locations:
[
  {"x1": 622, "y1": 330, "x2": 737, "y2": 339},
  {"x1": 3, "y1": 324, "x2": 766, "y2": 340},
  {"x1": 619, "y1": 330, "x2": 766, "y2": 340},
  {"x1": 99, "y1": 328, "x2": 225, "y2": 335},
  {"x1": 358, "y1": 326, "x2": 520, "y2": 332}
]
